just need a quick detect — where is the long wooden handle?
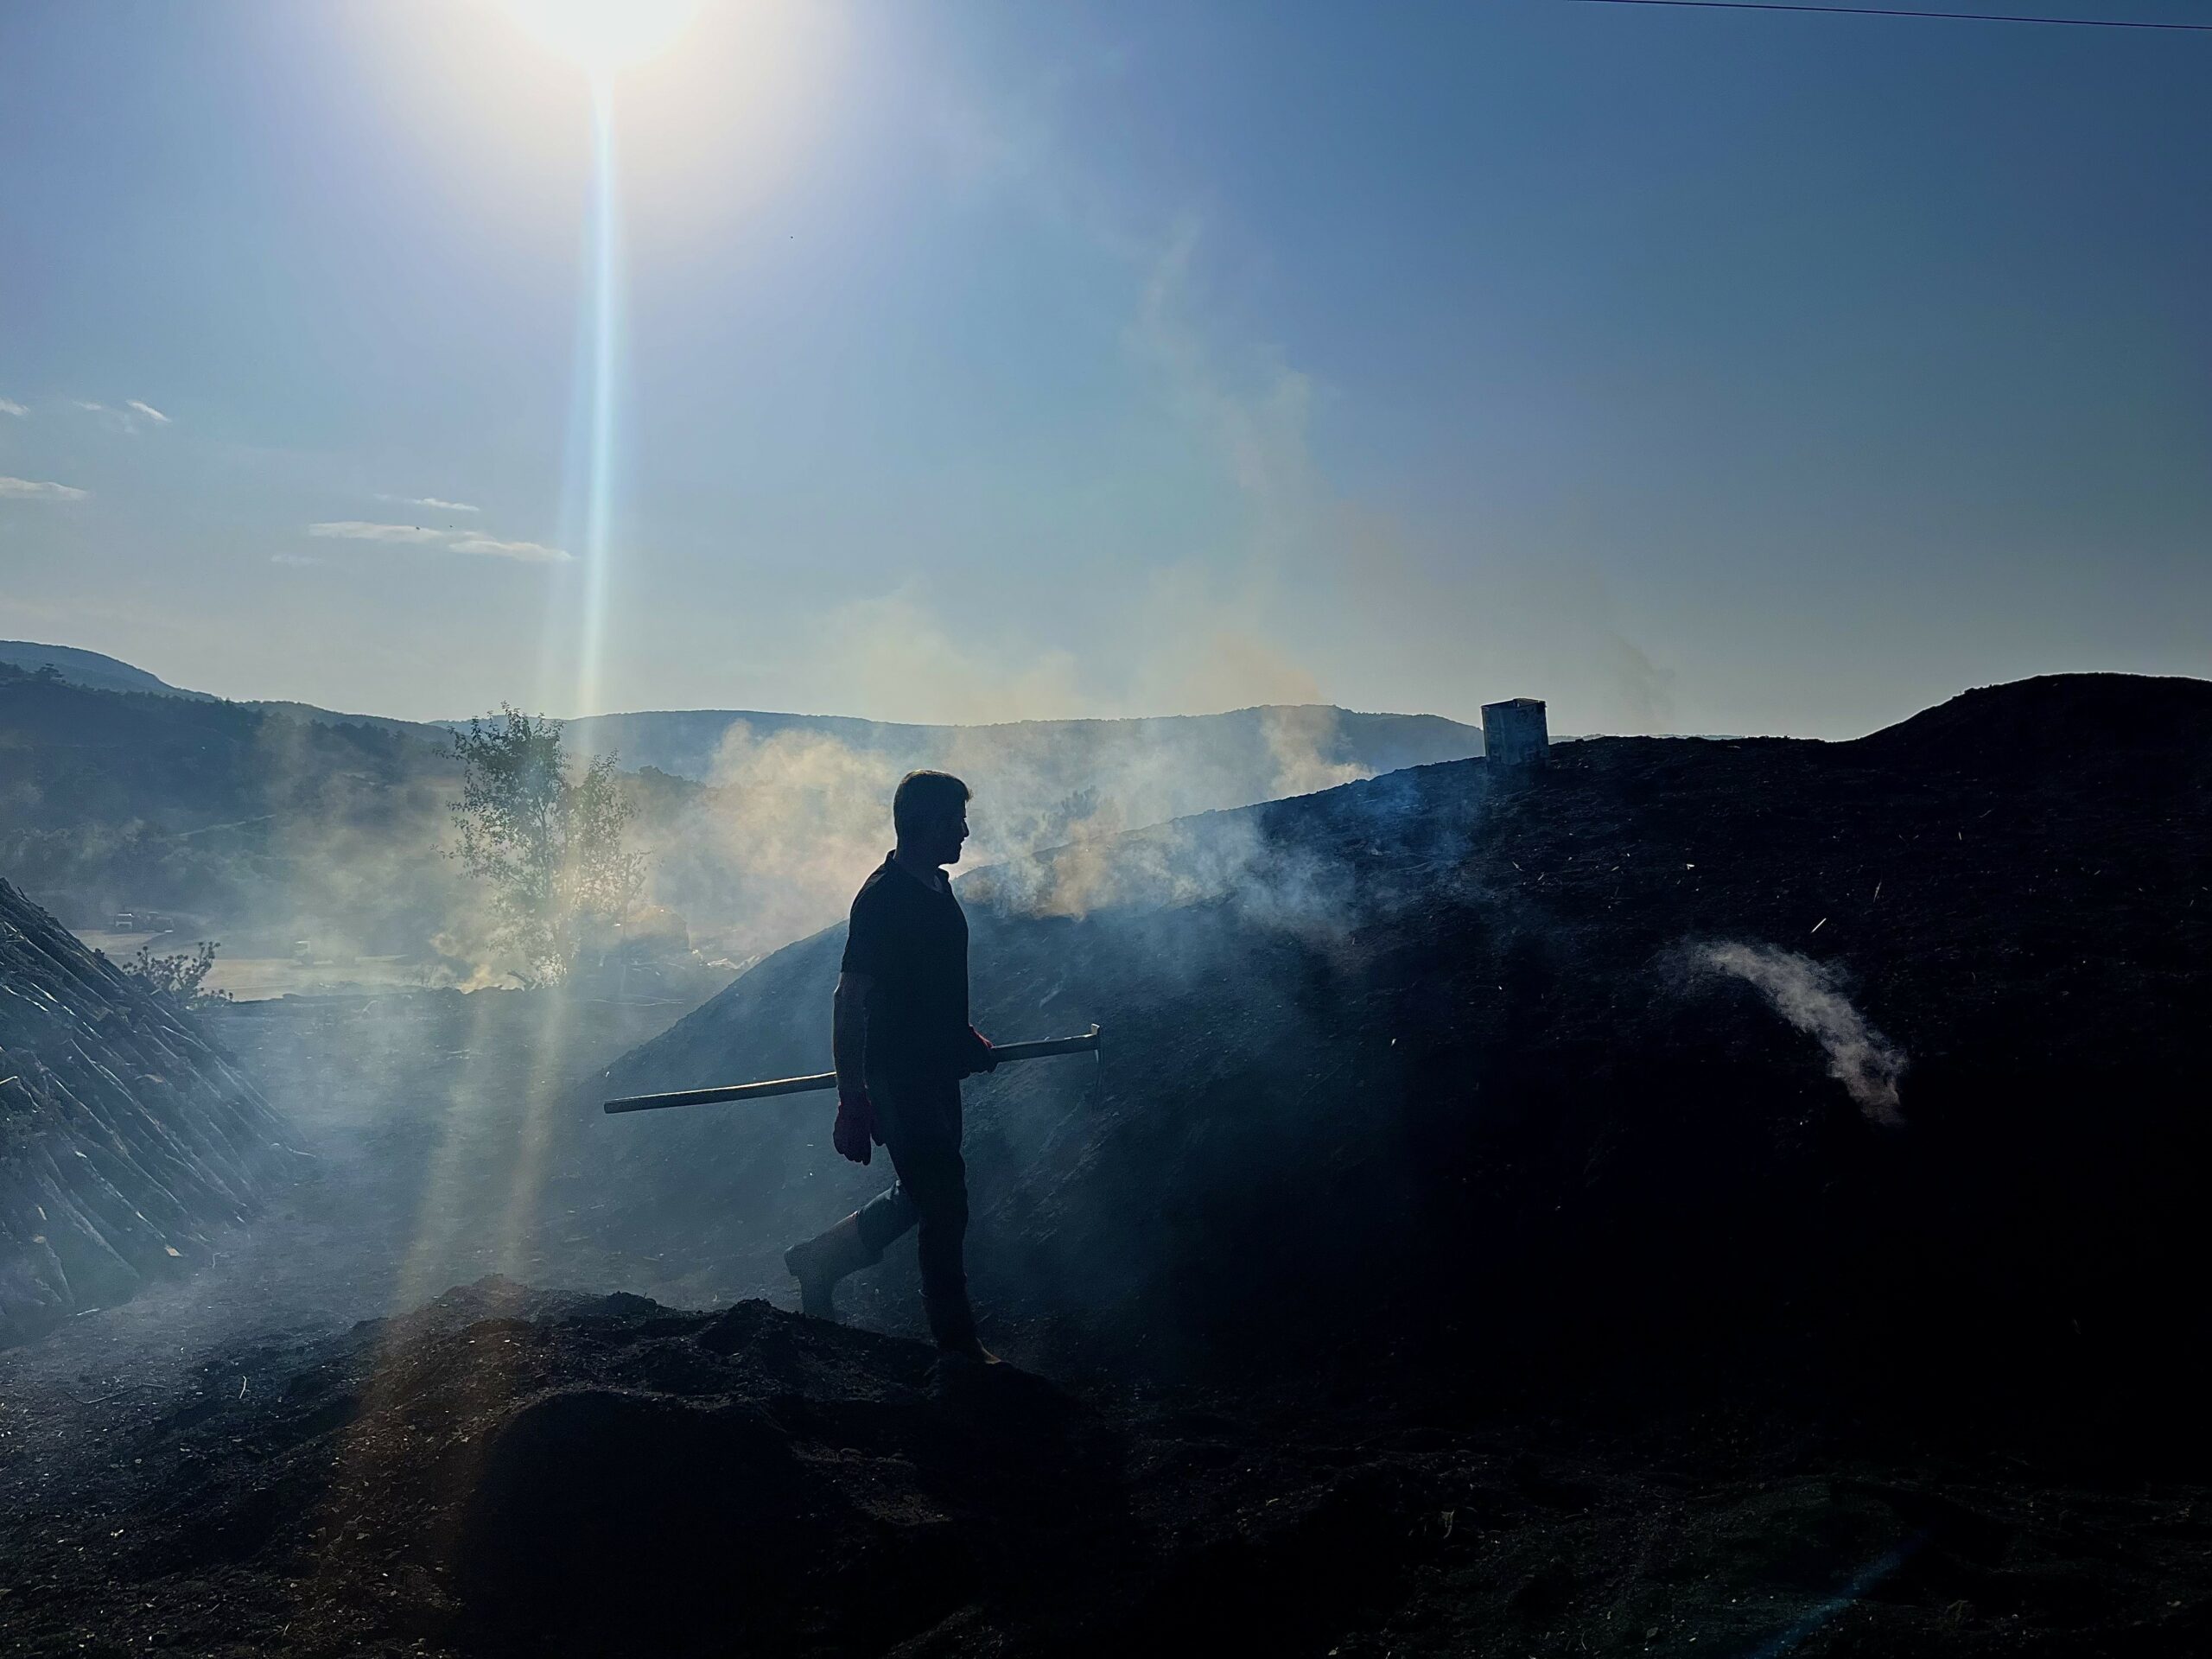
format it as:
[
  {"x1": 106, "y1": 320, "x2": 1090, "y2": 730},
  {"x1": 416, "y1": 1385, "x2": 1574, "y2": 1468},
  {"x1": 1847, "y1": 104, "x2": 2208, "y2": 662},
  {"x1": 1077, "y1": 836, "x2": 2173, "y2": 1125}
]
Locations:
[{"x1": 601, "y1": 1024, "x2": 1103, "y2": 1116}]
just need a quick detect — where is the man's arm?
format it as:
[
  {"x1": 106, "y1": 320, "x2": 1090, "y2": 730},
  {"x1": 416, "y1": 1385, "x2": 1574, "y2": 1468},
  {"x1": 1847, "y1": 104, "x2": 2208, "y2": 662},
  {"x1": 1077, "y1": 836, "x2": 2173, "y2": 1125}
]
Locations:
[
  {"x1": 829, "y1": 970, "x2": 877, "y2": 1164},
  {"x1": 833, "y1": 971, "x2": 871, "y2": 1099}
]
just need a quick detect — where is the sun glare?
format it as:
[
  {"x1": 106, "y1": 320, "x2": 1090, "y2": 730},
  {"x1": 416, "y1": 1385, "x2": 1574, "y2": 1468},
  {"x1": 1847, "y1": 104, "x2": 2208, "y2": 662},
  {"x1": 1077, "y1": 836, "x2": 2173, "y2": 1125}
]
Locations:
[{"x1": 504, "y1": 0, "x2": 702, "y2": 76}]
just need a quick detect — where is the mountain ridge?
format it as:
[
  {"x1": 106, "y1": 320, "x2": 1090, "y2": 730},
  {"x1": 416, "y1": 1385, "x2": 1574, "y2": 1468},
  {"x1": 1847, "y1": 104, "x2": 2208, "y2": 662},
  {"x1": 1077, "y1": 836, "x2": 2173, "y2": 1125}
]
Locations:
[
  {"x1": 0, "y1": 639, "x2": 1484, "y2": 785},
  {"x1": 0, "y1": 650, "x2": 1485, "y2": 963}
]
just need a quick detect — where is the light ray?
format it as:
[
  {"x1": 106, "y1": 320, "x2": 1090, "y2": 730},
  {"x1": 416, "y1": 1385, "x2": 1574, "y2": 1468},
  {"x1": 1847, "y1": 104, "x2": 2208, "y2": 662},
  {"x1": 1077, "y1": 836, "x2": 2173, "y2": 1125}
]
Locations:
[{"x1": 574, "y1": 82, "x2": 620, "y2": 724}]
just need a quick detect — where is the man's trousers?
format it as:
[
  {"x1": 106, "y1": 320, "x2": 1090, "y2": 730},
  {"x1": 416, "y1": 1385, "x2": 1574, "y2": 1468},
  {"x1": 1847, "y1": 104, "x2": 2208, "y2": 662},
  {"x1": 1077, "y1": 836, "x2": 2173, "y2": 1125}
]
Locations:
[{"x1": 852, "y1": 1070, "x2": 976, "y2": 1345}]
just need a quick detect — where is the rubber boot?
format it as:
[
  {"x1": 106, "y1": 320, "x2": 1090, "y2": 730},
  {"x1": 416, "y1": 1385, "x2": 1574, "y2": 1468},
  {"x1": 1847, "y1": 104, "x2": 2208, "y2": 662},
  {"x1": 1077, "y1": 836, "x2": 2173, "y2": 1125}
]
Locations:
[
  {"x1": 926, "y1": 1295, "x2": 1000, "y2": 1365},
  {"x1": 784, "y1": 1213, "x2": 875, "y2": 1320}
]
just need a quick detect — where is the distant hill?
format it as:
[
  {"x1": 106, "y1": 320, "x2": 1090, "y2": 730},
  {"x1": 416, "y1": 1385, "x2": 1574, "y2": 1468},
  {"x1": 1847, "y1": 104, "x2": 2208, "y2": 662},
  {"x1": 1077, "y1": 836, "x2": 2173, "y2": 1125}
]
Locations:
[
  {"x1": 0, "y1": 640, "x2": 218, "y2": 702},
  {"x1": 0, "y1": 661, "x2": 464, "y2": 950},
  {"x1": 0, "y1": 641, "x2": 442, "y2": 742},
  {"x1": 0, "y1": 645, "x2": 1485, "y2": 794}
]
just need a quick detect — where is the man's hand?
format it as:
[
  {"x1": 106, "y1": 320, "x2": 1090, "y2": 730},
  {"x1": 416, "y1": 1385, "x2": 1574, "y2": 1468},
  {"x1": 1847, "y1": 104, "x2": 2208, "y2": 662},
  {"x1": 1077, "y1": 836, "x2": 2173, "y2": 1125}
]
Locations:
[
  {"x1": 962, "y1": 1026, "x2": 998, "y2": 1077},
  {"x1": 833, "y1": 1090, "x2": 878, "y2": 1165}
]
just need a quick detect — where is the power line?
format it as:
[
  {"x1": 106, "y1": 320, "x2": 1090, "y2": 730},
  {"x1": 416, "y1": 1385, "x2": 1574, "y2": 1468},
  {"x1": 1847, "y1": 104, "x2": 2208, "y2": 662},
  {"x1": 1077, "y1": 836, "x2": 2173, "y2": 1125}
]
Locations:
[{"x1": 1568, "y1": 0, "x2": 2212, "y2": 30}]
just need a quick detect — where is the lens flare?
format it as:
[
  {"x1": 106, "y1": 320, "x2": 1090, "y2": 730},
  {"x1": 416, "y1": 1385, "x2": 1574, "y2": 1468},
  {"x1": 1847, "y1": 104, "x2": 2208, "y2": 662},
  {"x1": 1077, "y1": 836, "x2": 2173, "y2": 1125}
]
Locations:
[{"x1": 505, "y1": 0, "x2": 701, "y2": 75}]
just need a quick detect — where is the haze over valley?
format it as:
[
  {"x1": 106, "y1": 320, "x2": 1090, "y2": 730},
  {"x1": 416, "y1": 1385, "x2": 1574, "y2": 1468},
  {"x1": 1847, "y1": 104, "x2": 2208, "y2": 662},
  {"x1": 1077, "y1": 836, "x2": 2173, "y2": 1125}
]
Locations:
[{"x1": 1, "y1": 639, "x2": 1480, "y2": 986}]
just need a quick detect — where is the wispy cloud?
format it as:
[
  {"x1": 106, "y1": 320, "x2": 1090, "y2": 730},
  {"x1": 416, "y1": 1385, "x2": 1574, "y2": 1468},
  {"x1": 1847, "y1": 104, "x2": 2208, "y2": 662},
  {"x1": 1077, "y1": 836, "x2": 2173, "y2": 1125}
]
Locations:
[
  {"x1": 73, "y1": 398, "x2": 170, "y2": 435},
  {"x1": 270, "y1": 551, "x2": 323, "y2": 567},
  {"x1": 448, "y1": 536, "x2": 571, "y2": 563},
  {"x1": 0, "y1": 476, "x2": 91, "y2": 501},
  {"x1": 379, "y1": 493, "x2": 481, "y2": 513},
  {"x1": 308, "y1": 520, "x2": 453, "y2": 544},
  {"x1": 305, "y1": 521, "x2": 569, "y2": 563},
  {"x1": 0, "y1": 397, "x2": 26, "y2": 418}
]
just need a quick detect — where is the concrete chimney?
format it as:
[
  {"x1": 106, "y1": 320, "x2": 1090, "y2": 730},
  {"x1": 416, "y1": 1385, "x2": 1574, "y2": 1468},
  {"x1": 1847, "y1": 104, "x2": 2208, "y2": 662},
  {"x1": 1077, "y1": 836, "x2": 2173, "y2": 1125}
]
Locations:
[{"x1": 1481, "y1": 698, "x2": 1550, "y2": 767}]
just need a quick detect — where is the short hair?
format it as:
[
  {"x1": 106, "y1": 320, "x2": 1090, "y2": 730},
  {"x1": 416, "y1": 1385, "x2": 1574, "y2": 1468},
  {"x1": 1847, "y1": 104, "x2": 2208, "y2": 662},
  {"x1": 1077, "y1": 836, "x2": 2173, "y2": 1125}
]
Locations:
[{"x1": 893, "y1": 770, "x2": 970, "y2": 838}]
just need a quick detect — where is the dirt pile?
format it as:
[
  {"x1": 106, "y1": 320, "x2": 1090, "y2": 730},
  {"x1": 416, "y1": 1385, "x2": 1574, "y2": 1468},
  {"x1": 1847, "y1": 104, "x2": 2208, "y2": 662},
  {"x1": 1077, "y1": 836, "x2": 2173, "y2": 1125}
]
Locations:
[
  {"x1": 1, "y1": 881, "x2": 294, "y2": 1345},
  {"x1": 4, "y1": 1279, "x2": 2208, "y2": 1657},
  {"x1": 578, "y1": 674, "x2": 2212, "y2": 1417},
  {"x1": 1844, "y1": 671, "x2": 2212, "y2": 772},
  {"x1": 3, "y1": 1281, "x2": 1135, "y2": 1656}
]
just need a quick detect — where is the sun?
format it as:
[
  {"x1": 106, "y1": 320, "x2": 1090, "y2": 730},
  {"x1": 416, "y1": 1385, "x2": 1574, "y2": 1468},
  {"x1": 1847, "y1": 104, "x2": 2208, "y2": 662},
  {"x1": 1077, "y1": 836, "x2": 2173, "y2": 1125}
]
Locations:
[{"x1": 504, "y1": 0, "x2": 702, "y2": 77}]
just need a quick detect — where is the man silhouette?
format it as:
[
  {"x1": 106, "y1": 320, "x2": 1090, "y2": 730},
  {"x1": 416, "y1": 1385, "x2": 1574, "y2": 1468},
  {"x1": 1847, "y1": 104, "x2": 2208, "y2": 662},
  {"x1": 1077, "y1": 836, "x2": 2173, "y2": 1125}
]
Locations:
[{"x1": 783, "y1": 770, "x2": 1001, "y2": 1362}]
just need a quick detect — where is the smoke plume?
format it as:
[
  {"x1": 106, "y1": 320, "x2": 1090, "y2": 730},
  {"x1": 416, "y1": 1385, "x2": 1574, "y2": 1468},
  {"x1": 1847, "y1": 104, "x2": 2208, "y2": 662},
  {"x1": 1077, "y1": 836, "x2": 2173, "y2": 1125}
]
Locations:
[
  {"x1": 1690, "y1": 942, "x2": 1906, "y2": 1125},
  {"x1": 634, "y1": 703, "x2": 1382, "y2": 960}
]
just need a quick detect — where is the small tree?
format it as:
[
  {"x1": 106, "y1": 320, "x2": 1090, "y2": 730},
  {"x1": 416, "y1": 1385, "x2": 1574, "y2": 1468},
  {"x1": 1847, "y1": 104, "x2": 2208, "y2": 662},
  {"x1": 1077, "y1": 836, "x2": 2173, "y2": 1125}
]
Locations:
[
  {"x1": 448, "y1": 706, "x2": 645, "y2": 986},
  {"x1": 124, "y1": 940, "x2": 233, "y2": 1011}
]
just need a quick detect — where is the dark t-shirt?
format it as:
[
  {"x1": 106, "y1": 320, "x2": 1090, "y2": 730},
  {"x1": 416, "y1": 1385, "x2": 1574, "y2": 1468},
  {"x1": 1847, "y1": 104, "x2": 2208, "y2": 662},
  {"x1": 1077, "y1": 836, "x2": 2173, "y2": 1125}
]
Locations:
[{"x1": 841, "y1": 853, "x2": 969, "y2": 1077}]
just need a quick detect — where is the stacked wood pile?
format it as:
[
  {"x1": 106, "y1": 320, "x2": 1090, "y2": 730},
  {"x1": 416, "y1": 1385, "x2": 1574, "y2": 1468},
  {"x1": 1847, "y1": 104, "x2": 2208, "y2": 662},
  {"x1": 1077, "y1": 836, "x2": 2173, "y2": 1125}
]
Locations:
[{"x1": 1, "y1": 880, "x2": 292, "y2": 1345}]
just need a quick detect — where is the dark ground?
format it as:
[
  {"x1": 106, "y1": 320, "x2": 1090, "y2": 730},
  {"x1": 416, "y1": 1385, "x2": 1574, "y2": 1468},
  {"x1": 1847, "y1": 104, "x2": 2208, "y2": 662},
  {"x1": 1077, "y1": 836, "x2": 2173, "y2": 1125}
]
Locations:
[
  {"x1": 3, "y1": 673, "x2": 2209, "y2": 1655},
  {"x1": 2, "y1": 1280, "x2": 2207, "y2": 1656}
]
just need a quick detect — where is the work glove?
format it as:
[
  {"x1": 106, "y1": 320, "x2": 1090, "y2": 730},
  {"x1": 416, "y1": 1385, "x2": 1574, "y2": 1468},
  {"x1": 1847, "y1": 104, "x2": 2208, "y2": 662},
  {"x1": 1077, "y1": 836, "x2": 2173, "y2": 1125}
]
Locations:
[
  {"x1": 962, "y1": 1026, "x2": 999, "y2": 1077},
  {"x1": 833, "y1": 1090, "x2": 878, "y2": 1165}
]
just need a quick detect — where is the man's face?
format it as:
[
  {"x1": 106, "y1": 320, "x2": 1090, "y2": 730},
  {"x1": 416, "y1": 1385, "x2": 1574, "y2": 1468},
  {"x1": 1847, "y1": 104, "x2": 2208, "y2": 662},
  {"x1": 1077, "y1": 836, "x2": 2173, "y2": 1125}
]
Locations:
[{"x1": 919, "y1": 810, "x2": 969, "y2": 868}]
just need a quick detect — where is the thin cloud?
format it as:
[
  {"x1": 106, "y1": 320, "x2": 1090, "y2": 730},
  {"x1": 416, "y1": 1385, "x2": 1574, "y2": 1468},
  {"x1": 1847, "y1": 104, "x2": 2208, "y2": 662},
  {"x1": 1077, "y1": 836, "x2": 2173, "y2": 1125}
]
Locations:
[
  {"x1": 309, "y1": 520, "x2": 451, "y2": 543},
  {"x1": 305, "y1": 521, "x2": 569, "y2": 563},
  {"x1": 0, "y1": 476, "x2": 91, "y2": 500},
  {"x1": 448, "y1": 535, "x2": 571, "y2": 563},
  {"x1": 270, "y1": 551, "x2": 324, "y2": 567},
  {"x1": 379, "y1": 493, "x2": 481, "y2": 512},
  {"x1": 0, "y1": 397, "x2": 26, "y2": 418},
  {"x1": 73, "y1": 398, "x2": 168, "y2": 435}
]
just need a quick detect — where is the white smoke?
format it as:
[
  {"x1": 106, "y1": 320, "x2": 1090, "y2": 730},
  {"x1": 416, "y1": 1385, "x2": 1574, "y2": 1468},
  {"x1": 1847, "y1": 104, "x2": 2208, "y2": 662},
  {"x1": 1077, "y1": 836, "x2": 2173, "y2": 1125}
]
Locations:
[
  {"x1": 1691, "y1": 941, "x2": 1906, "y2": 1126},
  {"x1": 967, "y1": 804, "x2": 1354, "y2": 949},
  {"x1": 625, "y1": 702, "x2": 1381, "y2": 960}
]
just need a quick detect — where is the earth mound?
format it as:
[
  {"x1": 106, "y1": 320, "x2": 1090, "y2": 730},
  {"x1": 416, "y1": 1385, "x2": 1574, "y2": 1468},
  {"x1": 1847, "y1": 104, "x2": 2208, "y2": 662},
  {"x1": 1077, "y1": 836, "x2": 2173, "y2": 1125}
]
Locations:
[
  {"x1": 1, "y1": 1280, "x2": 1357, "y2": 1656},
  {"x1": 1846, "y1": 672, "x2": 2212, "y2": 771},
  {"x1": 5, "y1": 1277, "x2": 2209, "y2": 1656},
  {"x1": 576, "y1": 675, "x2": 2211, "y2": 1422},
  {"x1": 0, "y1": 880, "x2": 294, "y2": 1344}
]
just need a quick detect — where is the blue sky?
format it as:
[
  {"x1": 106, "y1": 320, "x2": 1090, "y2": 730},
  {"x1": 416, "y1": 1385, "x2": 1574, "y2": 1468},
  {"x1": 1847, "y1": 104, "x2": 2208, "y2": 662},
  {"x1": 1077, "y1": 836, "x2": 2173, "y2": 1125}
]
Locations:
[{"x1": 2, "y1": 0, "x2": 2206, "y2": 736}]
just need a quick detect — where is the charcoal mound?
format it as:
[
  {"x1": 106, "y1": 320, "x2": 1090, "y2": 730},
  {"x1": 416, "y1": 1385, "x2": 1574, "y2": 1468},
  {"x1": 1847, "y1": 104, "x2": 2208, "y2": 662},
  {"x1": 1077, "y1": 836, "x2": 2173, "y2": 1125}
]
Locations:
[
  {"x1": 0, "y1": 880, "x2": 295, "y2": 1344},
  {"x1": 73, "y1": 1281, "x2": 1132, "y2": 1656},
  {"x1": 10, "y1": 1275, "x2": 2209, "y2": 1656},
  {"x1": 575, "y1": 675, "x2": 2212, "y2": 1428},
  {"x1": 456, "y1": 1389, "x2": 862, "y2": 1649},
  {"x1": 1846, "y1": 671, "x2": 2212, "y2": 771}
]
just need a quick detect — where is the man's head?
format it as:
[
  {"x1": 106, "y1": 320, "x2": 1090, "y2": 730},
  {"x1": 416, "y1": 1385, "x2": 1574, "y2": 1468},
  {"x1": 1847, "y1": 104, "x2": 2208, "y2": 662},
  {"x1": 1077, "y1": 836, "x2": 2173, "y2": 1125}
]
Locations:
[{"x1": 893, "y1": 770, "x2": 970, "y2": 868}]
